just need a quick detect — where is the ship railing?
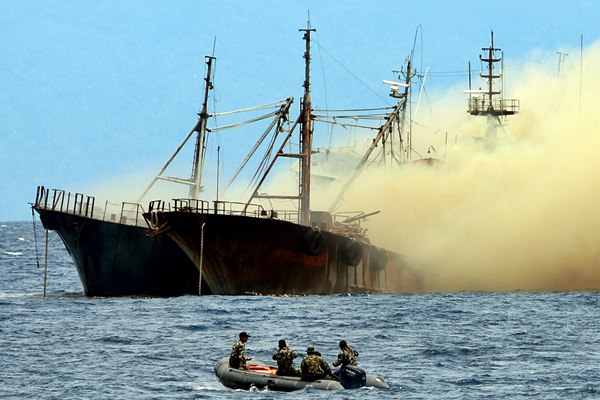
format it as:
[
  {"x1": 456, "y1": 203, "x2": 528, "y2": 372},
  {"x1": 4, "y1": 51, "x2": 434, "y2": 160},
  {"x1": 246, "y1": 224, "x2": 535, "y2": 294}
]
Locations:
[
  {"x1": 34, "y1": 186, "x2": 95, "y2": 218},
  {"x1": 169, "y1": 198, "x2": 277, "y2": 219},
  {"x1": 212, "y1": 200, "x2": 264, "y2": 217},
  {"x1": 467, "y1": 98, "x2": 520, "y2": 115},
  {"x1": 150, "y1": 198, "x2": 206, "y2": 213},
  {"x1": 147, "y1": 199, "x2": 173, "y2": 212},
  {"x1": 34, "y1": 186, "x2": 148, "y2": 227},
  {"x1": 331, "y1": 211, "x2": 368, "y2": 225},
  {"x1": 212, "y1": 201, "x2": 301, "y2": 223},
  {"x1": 147, "y1": 197, "x2": 370, "y2": 226},
  {"x1": 148, "y1": 197, "x2": 302, "y2": 223},
  {"x1": 330, "y1": 211, "x2": 368, "y2": 238},
  {"x1": 101, "y1": 201, "x2": 147, "y2": 227},
  {"x1": 267, "y1": 209, "x2": 301, "y2": 224}
]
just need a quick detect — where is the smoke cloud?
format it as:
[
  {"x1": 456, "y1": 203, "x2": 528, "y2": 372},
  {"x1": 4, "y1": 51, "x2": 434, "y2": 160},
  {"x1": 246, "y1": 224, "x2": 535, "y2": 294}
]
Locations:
[{"x1": 333, "y1": 41, "x2": 600, "y2": 292}]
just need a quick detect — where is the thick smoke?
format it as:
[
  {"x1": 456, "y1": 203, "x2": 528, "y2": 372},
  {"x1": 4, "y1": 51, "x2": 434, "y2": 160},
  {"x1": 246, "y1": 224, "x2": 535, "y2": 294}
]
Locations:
[{"x1": 334, "y1": 42, "x2": 600, "y2": 292}]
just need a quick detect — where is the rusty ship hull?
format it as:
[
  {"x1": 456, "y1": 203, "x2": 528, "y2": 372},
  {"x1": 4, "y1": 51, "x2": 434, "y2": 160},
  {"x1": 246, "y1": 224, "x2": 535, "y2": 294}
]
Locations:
[
  {"x1": 33, "y1": 187, "x2": 203, "y2": 296},
  {"x1": 146, "y1": 209, "x2": 422, "y2": 295}
]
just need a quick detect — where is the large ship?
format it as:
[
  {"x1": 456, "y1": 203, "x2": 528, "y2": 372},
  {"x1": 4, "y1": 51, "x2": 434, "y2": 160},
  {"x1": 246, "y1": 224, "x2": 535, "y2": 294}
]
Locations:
[
  {"x1": 32, "y1": 187, "x2": 200, "y2": 296},
  {"x1": 32, "y1": 56, "x2": 292, "y2": 296},
  {"x1": 144, "y1": 24, "x2": 425, "y2": 295},
  {"x1": 31, "y1": 56, "x2": 220, "y2": 296}
]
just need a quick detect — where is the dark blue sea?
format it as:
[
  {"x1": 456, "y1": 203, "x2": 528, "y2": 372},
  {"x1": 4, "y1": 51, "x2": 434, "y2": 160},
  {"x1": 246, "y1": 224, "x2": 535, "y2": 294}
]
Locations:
[{"x1": 1, "y1": 221, "x2": 599, "y2": 399}]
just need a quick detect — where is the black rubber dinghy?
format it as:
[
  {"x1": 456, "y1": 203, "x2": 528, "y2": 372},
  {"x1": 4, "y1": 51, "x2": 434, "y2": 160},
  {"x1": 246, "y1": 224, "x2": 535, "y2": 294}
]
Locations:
[{"x1": 214, "y1": 357, "x2": 389, "y2": 391}]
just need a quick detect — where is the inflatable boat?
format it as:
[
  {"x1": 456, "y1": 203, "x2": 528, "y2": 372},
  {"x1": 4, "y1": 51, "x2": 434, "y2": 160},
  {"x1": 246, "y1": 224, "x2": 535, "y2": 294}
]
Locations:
[{"x1": 214, "y1": 357, "x2": 389, "y2": 391}]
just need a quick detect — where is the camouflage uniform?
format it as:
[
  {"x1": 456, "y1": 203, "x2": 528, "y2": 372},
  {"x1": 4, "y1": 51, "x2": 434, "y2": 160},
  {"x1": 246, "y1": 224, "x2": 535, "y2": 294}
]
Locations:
[
  {"x1": 272, "y1": 347, "x2": 300, "y2": 377},
  {"x1": 332, "y1": 346, "x2": 359, "y2": 367},
  {"x1": 229, "y1": 340, "x2": 248, "y2": 369},
  {"x1": 301, "y1": 354, "x2": 332, "y2": 381}
]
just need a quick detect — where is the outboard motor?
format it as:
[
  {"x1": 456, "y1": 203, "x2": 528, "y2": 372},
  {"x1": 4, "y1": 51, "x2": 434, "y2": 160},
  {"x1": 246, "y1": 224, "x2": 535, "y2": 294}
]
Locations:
[{"x1": 338, "y1": 365, "x2": 367, "y2": 389}]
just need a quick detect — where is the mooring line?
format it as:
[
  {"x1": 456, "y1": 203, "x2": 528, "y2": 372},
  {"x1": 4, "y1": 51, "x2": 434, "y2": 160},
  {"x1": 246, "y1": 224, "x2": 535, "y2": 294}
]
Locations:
[
  {"x1": 43, "y1": 229, "x2": 49, "y2": 298},
  {"x1": 199, "y1": 222, "x2": 206, "y2": 296},
  {"x1": 31, "y1": 207, "x2": 40, "y2": 269}
]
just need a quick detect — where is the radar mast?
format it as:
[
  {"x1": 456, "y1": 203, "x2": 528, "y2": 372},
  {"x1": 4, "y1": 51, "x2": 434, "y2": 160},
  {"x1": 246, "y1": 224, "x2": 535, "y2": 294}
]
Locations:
[{"x1": 466, "y1": 31, "x2": 519, "y2": 150}]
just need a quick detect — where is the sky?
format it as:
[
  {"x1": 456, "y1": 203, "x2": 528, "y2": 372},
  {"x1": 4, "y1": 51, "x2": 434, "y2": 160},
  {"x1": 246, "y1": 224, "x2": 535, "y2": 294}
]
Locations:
[{"x1": 1, "y1": 0, "x2": 599, "y2": 223}]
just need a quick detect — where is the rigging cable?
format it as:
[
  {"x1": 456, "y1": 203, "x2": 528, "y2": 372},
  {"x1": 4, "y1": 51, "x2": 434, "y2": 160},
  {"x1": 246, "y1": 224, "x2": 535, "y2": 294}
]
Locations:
[
  {"x1": 43, "y1": 228, "x2": 48, "y2": 298},
  {"x1": 314, "y1": 41, "x2": 391, "y2": 105},
  {"x1": 211, "y1": 99, "x2": 290, "y2": 116},
  {"x1": 424, "y1": 54, "x2": 556, "y2": 78},
  {"x1": 209, "y1": 111, "x2": 279, "y2": 132},
  {"x1": 313, "y1": 32, "x2": 334, "y2": 148},
  {"x1": 313, "y1": 106, "x2": 393, "y2": 112}
]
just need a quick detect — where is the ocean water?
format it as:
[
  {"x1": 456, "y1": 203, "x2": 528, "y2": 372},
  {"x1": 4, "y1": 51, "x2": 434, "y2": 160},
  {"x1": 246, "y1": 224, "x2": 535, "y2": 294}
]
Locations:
[{"x1": 1, "y1": 221, "x2": 599, "y2": 399}]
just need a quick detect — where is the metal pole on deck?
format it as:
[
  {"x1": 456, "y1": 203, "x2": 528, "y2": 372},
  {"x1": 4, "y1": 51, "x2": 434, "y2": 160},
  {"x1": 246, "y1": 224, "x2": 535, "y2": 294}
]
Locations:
[
  {"x1": 31, "y1": 207, "x2": 40, "y2": 270},
  {"x1": 198, "y1": 222, "x2": 206, "y2": 296},
  {"x1": 580, "y1": 34, "x2": 583, "y2": 113},
  {"x1": 43, "y1": 229, "x2": 49, "y2": 298}
]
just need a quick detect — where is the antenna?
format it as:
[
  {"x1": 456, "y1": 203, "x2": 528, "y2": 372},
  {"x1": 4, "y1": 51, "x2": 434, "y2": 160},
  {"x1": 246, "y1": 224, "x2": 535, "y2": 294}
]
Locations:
[
  {"x1": 557, "y1": 51, "x2": 568, "y2": 78},
  {"x1": 466, "y1": 31, "x2": 519, "y2": 150},
  {"x1": 468, "y1": 61, "x2": 472, "y2": 91},
  {"x1": 382, "y1": 80, "x2": 409, "y2": 98},
  {"x1": 467, "y1": 31, "x2": 519, "y2": 117},
  {"x1": 580, "y1": 34, "x2": 583, "y2": 112}
]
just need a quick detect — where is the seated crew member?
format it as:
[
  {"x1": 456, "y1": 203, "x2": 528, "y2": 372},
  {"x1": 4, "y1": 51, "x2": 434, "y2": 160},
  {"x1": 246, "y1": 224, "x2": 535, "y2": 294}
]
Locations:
[
  {"x1": 272, "y1": 339, "x2": 300, "y2": 377},
  {"x1": 229, "y1": 331, "x2": 252, "y2": 370},
  {"x1": 300, "y1": 346, "x2": 332, "y2": 381},
  {"x1": 332, "y1": 340, "x2": 359, "y2": 367}
]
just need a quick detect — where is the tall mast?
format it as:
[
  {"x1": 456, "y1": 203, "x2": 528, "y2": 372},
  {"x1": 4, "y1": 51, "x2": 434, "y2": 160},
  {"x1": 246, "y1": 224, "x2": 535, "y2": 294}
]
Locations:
[
  {"x1": 190, "y1": 55, "x2": 215, "y2": 199},
  {"x1": 482, "y1": 31, "x2": 501, "y2": 106},
  {"x1": 136, "y1": 55, "x2": 215, "y2": 203},
  {"x1": 466, "y1": 32, "x2": 519, "y2": 149},
  {"x1": 329, "y1": 95, "x2": 407, "y2": 213},
  {"x1": 399, "y1": 60, "x2": 411, "y2": 162},
  {"x1": 299, "y1": 22, "x2": 315, "y2": 226},
  {"x1": 467, "y1": 31, "x2": 518, "y2": 117}
]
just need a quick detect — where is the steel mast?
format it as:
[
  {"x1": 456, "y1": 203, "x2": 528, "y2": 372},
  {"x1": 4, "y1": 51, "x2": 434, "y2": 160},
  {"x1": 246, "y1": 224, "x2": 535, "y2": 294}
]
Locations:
[
  {"x1": 137, "y1": 55, "x2": 215, "y2": 203},
  {"x1": 299, "y1": 22, "x2": 315, "y2": 226},
  {"x1": 190, "y1": 55, "x2": 215, "y2": 199},
  {"x1": 466, "y1": 32, "x2": 519, "y2": 150}
]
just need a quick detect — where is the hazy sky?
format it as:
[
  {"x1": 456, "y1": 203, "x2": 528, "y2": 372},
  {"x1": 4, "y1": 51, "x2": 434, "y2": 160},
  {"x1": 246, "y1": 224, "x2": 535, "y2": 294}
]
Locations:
[{"x1": 1, "y1": 0, "x2": 599, "y2": 221}]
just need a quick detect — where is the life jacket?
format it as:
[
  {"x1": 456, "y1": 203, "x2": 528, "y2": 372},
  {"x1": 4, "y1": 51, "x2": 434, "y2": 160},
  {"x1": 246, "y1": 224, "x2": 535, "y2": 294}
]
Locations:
[{"x1": 301, "y1": 355, "x2": 326, "y2": 381}]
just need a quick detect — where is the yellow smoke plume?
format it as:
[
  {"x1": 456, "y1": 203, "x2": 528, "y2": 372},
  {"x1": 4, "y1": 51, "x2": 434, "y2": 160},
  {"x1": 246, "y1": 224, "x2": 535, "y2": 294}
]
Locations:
[{"x1": 336, "y1": 42, "x2": 600, "y2": 292}]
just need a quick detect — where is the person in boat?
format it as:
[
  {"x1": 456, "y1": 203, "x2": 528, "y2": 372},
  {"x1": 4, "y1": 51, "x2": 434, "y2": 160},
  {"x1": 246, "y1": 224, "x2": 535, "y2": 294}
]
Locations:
[
  {"x1": 229, "y1": 331, "x2": 252, "y2": 370},
  {"x1": 272, "y1": 339, "x2": 300, "y2": 377},
  {"x1": 332, "y1": 340, "x2": 359, "y2": 368},
  {"x1": 300, "y1": 346, "x2": 332, "y2": 381}
]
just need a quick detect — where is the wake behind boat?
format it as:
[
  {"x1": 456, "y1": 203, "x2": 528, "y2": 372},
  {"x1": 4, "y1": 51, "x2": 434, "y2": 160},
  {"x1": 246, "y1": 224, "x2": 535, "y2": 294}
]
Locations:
[{"x1": 214, "y1": 357, "x2": 389, "y2": 391}]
